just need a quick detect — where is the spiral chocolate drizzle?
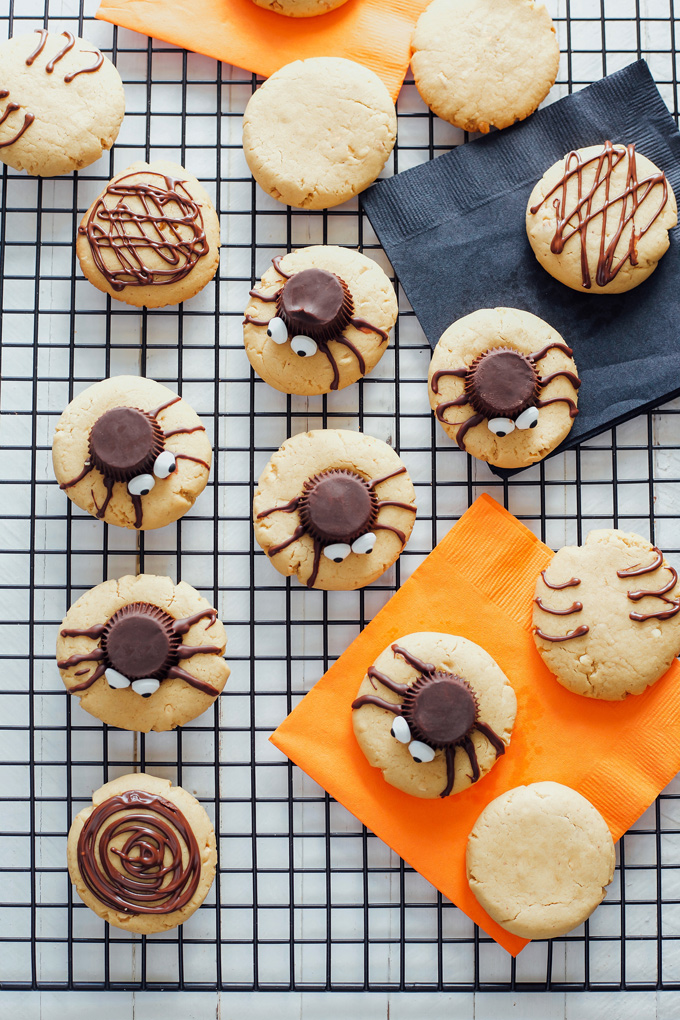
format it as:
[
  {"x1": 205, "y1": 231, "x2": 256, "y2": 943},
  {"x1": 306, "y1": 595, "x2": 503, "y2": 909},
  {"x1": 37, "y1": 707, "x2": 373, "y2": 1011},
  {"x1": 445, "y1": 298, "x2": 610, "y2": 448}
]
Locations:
[
  {"x1": 257, "y1": 465, "x2": 414, "y2": 588},
  {"x1": 434, "y1": 341, "x2": 580, "y2": 450},
  {"x1": 79, "y1": 171, "x2": 209, "y2": 291},
  {"x1": 77, "y1": 789, "x2": 201, "y2": 915},
  {"x1": 58, "y1": 603, "x2": 222, "y2": 696},
  {"x1": 352, "y1": 643, "x2": 505, "y2": 798},
  {"x1": 245, "y1": 258, "x2": 390, "y2": 390},
  {"x1": 617, "y1": 546, "x2": 680, "y2": 622},
  {"x1": 529, "y1": 140, "x2": 669, "y2": 289},
  {"x1": 58, "y1": 394, "x2": 207, "y2": 529}
]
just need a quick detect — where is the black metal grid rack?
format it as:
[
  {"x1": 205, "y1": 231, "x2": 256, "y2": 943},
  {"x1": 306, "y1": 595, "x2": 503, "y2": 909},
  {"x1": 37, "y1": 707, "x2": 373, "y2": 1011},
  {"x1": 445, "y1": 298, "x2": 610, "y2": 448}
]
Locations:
[{"x1": 2, "y1": 0, "x2": 680, "y2": 995}]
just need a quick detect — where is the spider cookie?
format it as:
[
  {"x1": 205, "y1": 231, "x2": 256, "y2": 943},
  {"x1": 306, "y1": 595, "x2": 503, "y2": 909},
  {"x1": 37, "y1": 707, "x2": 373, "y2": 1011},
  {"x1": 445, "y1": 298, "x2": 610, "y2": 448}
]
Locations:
[
  {"x1": 242, "y1": 57, "x2": 396, "y2": 210},
  {"x1": 57, "y1": 574, "x2": 229, "y2": 732},
  {"x1": 527, "y1": 141, "x2": 677, "y2": 294},
  {"x1": 428, "y1": 307, "x2": 580, "y2": 470},
  {"x1": 253, "y1": 429, "x2": 416, "y2": 590},
  {"x1": 533, "y1": 530, "x2": 680, "y2": 700},
  {"x1": 0, "y1": 30, "x2": 124, "y2": 176},
  {"x1": 249, "y1": 0, "x2": 351, "y2": 14},
  {"x1": 352, "y1": 633, "x2": 517, "y2": 798},
  {"x1": 411, "y1": 0, "x2": 559, "y2": 133},
  {"x1": 243, "y1": 246, "x2": 398, "y2": 394},
  {"x1": 76, "y1": 160, "x2": 220, "y2": 307},
  {"x1": 467, "y1": 782, "x2": 615, "y2": 939},
  {"x1": 52, "y1": 376, "x2": 212, "y2": 531},
  {"x1": 67, "y1": 773, "x2": 217, "y2": 934},
  {"x1": 58, "y1": 575, "x2": 228, "y2": 726}
]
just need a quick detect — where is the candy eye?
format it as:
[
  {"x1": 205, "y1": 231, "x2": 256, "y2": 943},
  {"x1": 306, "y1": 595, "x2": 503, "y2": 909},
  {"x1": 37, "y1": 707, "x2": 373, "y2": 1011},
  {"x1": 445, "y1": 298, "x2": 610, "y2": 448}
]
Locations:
[
  {"x1": 106, "y1": 668, "x2": 131, "y2": 689},
  {"x1": 153, "y1": 450, "x2": 177, "y2": 478},
  {"x1": 351, "y1": 532, "x2": 376, "y2": 555},
  {"x1": 408, "y1": 740, "x2": 436, "y2": 763},
  {"x1": 266, "y1": 317, "x2": 288, "y2": 345},
  {"x1": 487, "y1": 417, "x2": 516, "y2": 437},
  {"x1": 323, "y1": 542, "x2": 351, "y2": 563},
  {"x1": 515, "y1": 406, "x2": 539, "y2": 430},
  {"x1": 291, "y1": 335, "x2": 318, "y2": 358},
  {"x1": 131, "y1": 678, "x2": 160, "y2": 698},
  {"x1": 128, "y1": 473, "x2": 155, "y2": 496},
  {"x1": 390, "y1": 716, "x2": 411, "y2": 744}
]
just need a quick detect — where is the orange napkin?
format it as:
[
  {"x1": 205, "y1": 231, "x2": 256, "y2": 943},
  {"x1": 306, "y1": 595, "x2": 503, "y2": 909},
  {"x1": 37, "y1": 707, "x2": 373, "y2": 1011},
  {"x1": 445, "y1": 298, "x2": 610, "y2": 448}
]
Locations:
[
  {"x1": 96, "y1": 0, "x2": 430, "y2": 101},
  {"x1": 271, "y1": 494, "x2": 680, "y2": 955}
]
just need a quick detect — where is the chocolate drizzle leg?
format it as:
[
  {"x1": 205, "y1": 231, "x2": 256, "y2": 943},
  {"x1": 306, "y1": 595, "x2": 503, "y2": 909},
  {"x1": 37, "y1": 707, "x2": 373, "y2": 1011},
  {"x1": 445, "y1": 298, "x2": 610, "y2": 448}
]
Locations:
[
  {"x1": 58, "y1": 602, "x2": 224, "y2": 696},
  {"x1": 77, "y1": 789, "x2": 201, "y2": 915},
  {"x1": 352, "y1": 643, "x2": 506, "y2": 797},
  {"x1": 617, "y1": 546, "x2": 680, "y2": 621},
  {"x1": 258, "y1": 465, "x2": 414, "y2": 588}
]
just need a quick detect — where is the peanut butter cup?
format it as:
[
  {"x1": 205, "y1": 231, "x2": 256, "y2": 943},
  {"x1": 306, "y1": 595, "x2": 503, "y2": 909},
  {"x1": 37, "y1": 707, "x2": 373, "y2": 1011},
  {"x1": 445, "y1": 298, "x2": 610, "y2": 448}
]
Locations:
[
  {"x1": 88, "y1": 406, "x2": 164, "y2": 482},
  {"x1": 402, "y1": 670, "x2": 479, "y2": 747},
  {"x1": 101, "y1": 602, "x2": 179, "y2": 680},
  {"x1": 298, "y1": 469, "x2": 378, "y2": 544},
  {"x1": 276, "y1": 268, "x2": 353, "y2": 343},
  {"x1": 465, "y1": 347, "x2": 540, "y2": 420}
]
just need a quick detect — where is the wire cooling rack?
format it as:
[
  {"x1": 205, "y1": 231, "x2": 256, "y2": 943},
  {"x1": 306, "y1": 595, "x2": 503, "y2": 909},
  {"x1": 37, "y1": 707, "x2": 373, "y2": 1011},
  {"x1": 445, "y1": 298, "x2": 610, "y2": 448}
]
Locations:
[{"x1": 2, "y1": 0, "x2": 680, "y2": 996}]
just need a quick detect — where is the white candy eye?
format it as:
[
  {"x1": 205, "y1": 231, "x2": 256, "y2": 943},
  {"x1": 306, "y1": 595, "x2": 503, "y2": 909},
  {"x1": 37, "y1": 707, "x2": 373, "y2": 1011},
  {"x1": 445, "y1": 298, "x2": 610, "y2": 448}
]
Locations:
[
  {"x1": 153, "y1": 450, "x2": 177, "y2": 478},
  {"x1": 266, "y1": 317, "x2": 288, "y2": 345},
  {"x1": 515, "y1": 406, "x2": 539, "y2": 430},
  {"x1": 323, "y1": 542, "x2": 351, "y2": 563},
  {"x1": 351, "y1": 532, "x2": 376, "y2": 555},
  {"x1": 127, "y1": 473, "x2": 155, "y2": 496},
  {"x1": 408, "y1": 740, "x2": 436, "y2": 763},
  {"x1": 106, "y1": 668, "x2": 131, "y2": 689},
  {"x1": 291, "y1": 335, "x2": 318, "y2": 358},
  {"x1": 390, "y1": 716, "x2": 411, "y2": 744},
  {"x1": 487, "y1": 417, "x2": 516, "y2": 437},
  {"x1": 131, "y1": 678, "x2": 160, "y2": 698}
]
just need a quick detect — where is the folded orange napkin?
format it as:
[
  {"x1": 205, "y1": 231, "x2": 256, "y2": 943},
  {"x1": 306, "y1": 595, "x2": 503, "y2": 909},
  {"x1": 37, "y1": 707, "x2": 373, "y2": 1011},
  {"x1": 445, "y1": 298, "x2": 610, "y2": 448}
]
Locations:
[
  {"x1": 271, "y1": 494, "x2": 680, "y2": 954},
  {"x1": 96, "y1": 0, "x2": 430, "y2": 101}
]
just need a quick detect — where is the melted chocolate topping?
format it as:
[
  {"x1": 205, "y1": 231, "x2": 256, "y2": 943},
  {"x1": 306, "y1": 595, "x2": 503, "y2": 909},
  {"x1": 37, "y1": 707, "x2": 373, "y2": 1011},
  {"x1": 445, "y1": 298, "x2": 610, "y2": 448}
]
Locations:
[
  {"x1": 352, "y1": 643, "x2": 505, "y2": 798},
  {"x1": 79, "y1": 172, "x2": 209, "y2": 291},
  {"x1": 534, "y1": 597, "x2": 583, "y2": 615},
  {"x1": 64, "y1": 49, "x2": 104, "y2": 83},
  {"x1": 534, "y1": 625, "x2": 589, "y2": 642},
  {"x1": 466, "y1": 347, "x2": 540, "y2": 419},
  {"x1": 0, "y1": 96, "x2": 34, "y2": 149},
  {"x1": 77, "y1": 789, "x2": 201, "y2": 915},
  {"x1": 299, "y1": 469, "x2": 377, "y2": 544},
  {"x1": 277, "y1": 268, "x2": 353, "y2": 344},
  {"x1": 58, "y1": 604, "x2": 221, "y2": 695},
  {"x1": 540, "y1": 570, "x2": 581, "y2": 589},
  {"x1": 45, "y1": 32, "x2": 75, "y2": 73},
  {"x1": 617, "y1": 546, "x2": 680, "y2": 621},
  {"x1": 89, "y1": 406, "x2": 163, "y2": 483},
  {"x1": 530, "y1": 140, "x2": 669, "y2": 289}
]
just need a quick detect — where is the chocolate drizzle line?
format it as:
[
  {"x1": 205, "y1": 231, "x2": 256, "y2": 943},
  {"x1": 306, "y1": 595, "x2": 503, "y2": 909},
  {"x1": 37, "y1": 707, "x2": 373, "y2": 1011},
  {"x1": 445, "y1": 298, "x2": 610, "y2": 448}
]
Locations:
[
  {"x1": 58, "y1": 394, "x2": 206, "y2": 528},
  {"x1": 534, "y1": 597, "x2": 583, "y2": 614},
  {"x1": 25, "y1": 29, "x2": 48, "y2": 65},
  {"x1": 77, "y1": 789, "x2": 201, "y2": 915},
  {"x1": 0, "y1": 95, "x2": 34, "y2": 149},
  {"x1": 617, "y1": 546, "x2": 680, "y2": 621},
  {"x1": 433, "y1": 341, "x2": 579, "y2": 449},
  {"x1": 45, "y1": 32, "x2": 75, "y2": 73},
  {"x1": 530, "y1": 140, "x2": 669, "y2": 289},
  {"x1": 79, "y1": 172, "x2": 209, "y2": 291},
  {"x1": 257, "y1": 465, "x2": 415, "y2": 588},
  {"x1": 246, "y1": 258, "x2": 390, "y2": 390},
  {"x1": 534, "y1": 625, "x2": 589, "y2": 642},
  {"x1": 540, "y1": 570, "x2": 581, "y2": 589},
  {"x1": 64, "y1": 50, "x2": 104, "y2": 83},
  {"x1": 352, "y1": 643, "x2": 505, "y2": 798},
  {"x1": 58, "y1": 604, "x2": 222, "y2": 695}
]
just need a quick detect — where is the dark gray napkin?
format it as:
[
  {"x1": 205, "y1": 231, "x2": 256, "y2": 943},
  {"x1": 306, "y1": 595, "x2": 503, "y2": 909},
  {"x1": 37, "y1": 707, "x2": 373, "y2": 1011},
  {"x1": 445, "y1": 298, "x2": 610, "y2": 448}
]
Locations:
[{"x1": 361, "y1": 61, "x2": 680, "y2": 478}]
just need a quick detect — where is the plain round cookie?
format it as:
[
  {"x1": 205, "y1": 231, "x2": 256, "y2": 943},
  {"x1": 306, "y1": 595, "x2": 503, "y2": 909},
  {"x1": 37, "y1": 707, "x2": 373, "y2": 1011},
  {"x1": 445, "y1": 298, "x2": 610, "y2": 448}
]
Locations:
[
  {"x1": 526, "y1": 142, "x2": 677, "y2": 294},
  {"x1": 352, "y1": 632, "x2": 517, "y2": 798},
  {"x1": 428, "y1": 307, "x2": 579, "y2": 470},
  {"x1": 253, "y1": 429, "x2": 416, "y2": 590},
  {"x1": 411, "y1": 0, "x2": 559, "y2": 133},
  {"x1": 467, "y1": 782, "x2": 615, "y2": 939},
  {"x1": 250, "y1": 0, "x2": 351, "y2": 14},
  {"x1": 242, "y1": 57, "x2": 397, "y2": 210},
  {"x1": 52, "y1": 376, "x2": 212, "y2": 531},
  {"x1": 243, "y1": 245, "x2": 398, "y2": 394},
  {"x1": 67, "y1": 773, "x2": 217, "y2": 934},
  {"x1": 57, "y1": 574, "x2": 229, "y2": 732},
  {"x1": 76, "y1": 160, "x2": 221, "y2": 307},
  {"x1": 533, "y1": 530, "x2": 680, "y2": 700},
  {"x1": 0, "y1": 30, "x2": 125, "y2": 176}
]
